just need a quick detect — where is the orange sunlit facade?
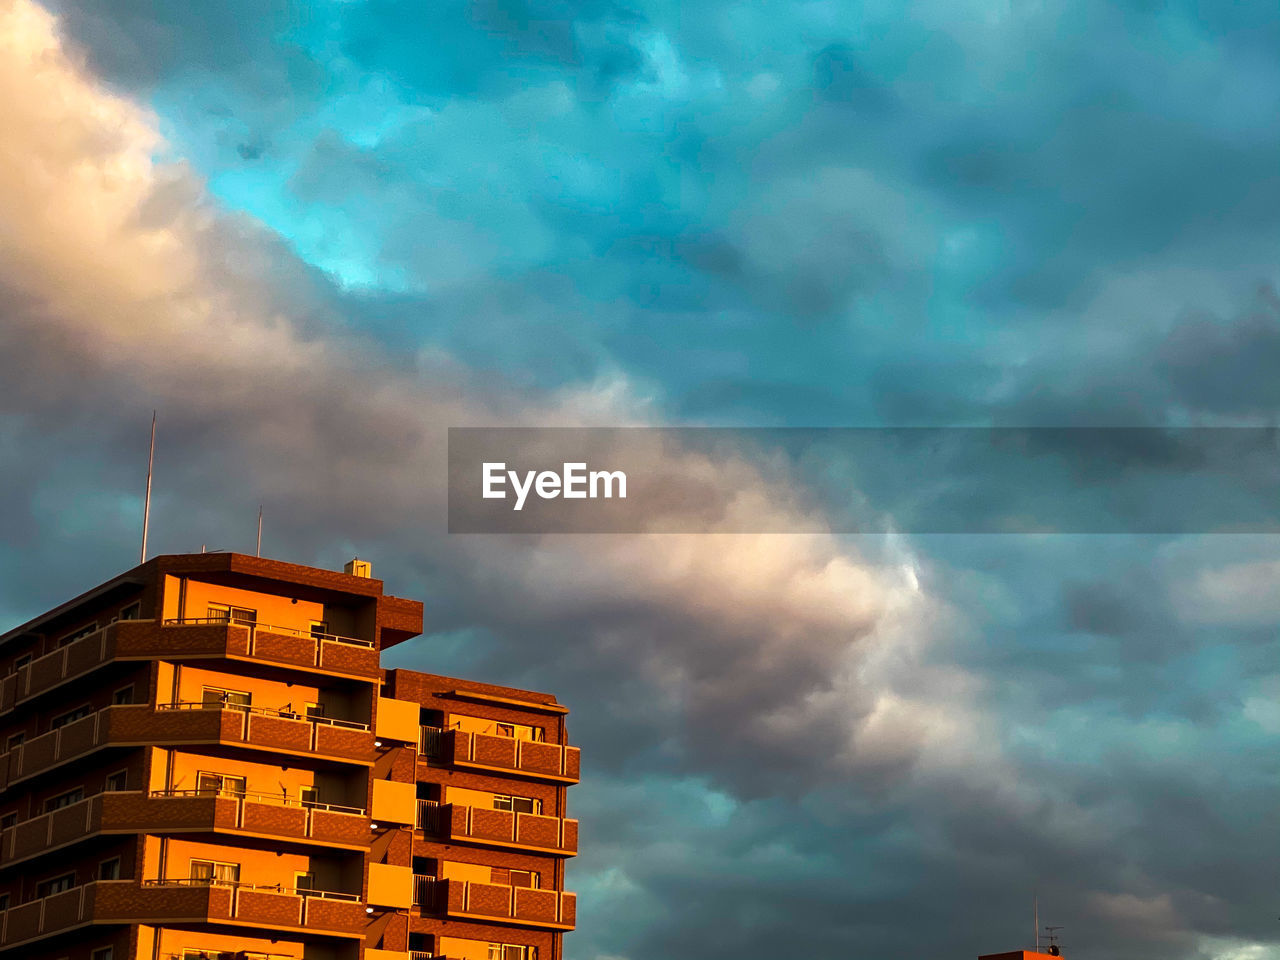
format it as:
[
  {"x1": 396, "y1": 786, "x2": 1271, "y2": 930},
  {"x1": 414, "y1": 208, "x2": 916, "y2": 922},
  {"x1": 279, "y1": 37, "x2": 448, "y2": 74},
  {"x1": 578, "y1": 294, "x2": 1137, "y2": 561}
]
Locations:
[{"x1": 0, "y1": 553, "x2": 579, "y2": 960}]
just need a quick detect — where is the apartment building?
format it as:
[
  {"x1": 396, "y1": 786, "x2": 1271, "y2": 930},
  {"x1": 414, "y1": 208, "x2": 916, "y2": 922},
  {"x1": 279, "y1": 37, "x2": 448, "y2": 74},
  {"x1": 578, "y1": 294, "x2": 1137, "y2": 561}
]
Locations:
[{"x1": 0, "y1": 553, "x2": 579, "y2": 960}]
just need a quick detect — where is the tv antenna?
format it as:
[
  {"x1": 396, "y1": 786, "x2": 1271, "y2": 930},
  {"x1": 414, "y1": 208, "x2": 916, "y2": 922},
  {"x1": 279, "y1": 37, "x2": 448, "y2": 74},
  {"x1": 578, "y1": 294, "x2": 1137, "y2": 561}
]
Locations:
[{"x1": 1043, "y1": 925, "x2": 1064, "y2": 956}]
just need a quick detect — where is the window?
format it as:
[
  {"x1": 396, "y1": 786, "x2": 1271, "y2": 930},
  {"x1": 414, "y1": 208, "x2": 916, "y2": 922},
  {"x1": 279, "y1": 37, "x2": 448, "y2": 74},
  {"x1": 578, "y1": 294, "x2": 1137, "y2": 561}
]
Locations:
[
  {"x1": 50, "y1": 705, "x2": 91, "y2": 729},
  {"x1": 91, "y1": 947, "x2": 115, "y2": 960},
  {"x1": 98, "y1": 858, "x2": 120, "y2": 880},
  {"x1": 119, "y1": 602, "x2": 141, "y2": 621},
  {"x1": 182, "y1": 950, "x2": 217, "y2": 960},
  {"x1": 495, "y1": 722, "x2": 515, "y2": 737},
  {"x1": 57, "y1": 625, "x2": 96, "y2": 648},
  {"x1": 493, "y1": 794, "x2": 540, "y2": 815},
  {"x1": 303, "y1": 701, "x2": 325, "y2": 721},
  {"x1": 45, "y1": 788, "x2": 85, "y2": 812},
  {"x1": 6, "y1": 733, "x2": 24, "y2": 751},
  {"x1": 0, "y1": 893, "x2": 8, "y2": 910},
  {"x1": 11, "y1": 654, "x2": 31, "y2": 674},
  {"x1": 189, "y1": 859, "x2": 240, "y2": 885},
  {"x1": 196, "y1": 772, "x2": 246, "y2": 797},
  {"x1": 105, "y1": 770, "x2": 128, "y2": 792},
  {"x1": 295, "y1": 871, "x2": 316, "y2": 893},
  {"x1": 112, "y1": 686, "x2": 133, "y2": 705},
  {"x1": 201, "y1": 686, "x2": 250, "y2": 710},
  {"x1": 36, "y1": 873, "x2": 76, "y2": 897},
  {"x1": 488, "y1": 945, "x2": 534, "y2": 960},
  {"x1": 507, "y1": 869, "x2": 539, "y2": 889},
  {"x1": 300, "y1": 787, "x2": 319, "y2": 806},
  {"x1": 0, "y1": 813, "x2": 15, "y2": 830},
  {"x1": 207, "y1": 603, "x2": 256, "y2": 625},
  {"x1": 309, "y1": 620, "x2": 329, "y2": 638}
]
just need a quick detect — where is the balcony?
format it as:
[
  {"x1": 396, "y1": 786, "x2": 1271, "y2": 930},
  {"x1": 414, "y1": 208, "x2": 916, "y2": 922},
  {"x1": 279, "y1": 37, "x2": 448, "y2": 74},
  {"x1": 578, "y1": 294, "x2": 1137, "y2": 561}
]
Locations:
[
  {"x1": 0, "y1": 704, "x2": 375, "y2": 790},
  {"x1": 412, "y1": 876, "x2": 575, "y2": 931},
  {"x1": 419, "y1": 728, "x2": 579, "y2": 784},
  {"x1": 417, "y1": 801, "x2": 577, "y2": 856},
  {"x1": 156, "y1": 617, "x2": 379, "y2": 679},
  {"x1": 0, "y1": 619, "x2": 380, "y2": 715},
  {"x1": 0, "y1": 790, "x2": 371, "y2": 867},
  {"x1": 0, "y1": 879, "x2": 367, "y2": 949}
]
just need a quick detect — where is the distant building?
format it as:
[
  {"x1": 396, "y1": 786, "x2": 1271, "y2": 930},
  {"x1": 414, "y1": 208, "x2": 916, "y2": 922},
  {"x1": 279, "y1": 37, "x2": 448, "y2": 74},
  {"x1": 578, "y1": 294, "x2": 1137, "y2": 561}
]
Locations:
[{"x1": 0, "y1": 553, "x2": 579, "y2": 960}]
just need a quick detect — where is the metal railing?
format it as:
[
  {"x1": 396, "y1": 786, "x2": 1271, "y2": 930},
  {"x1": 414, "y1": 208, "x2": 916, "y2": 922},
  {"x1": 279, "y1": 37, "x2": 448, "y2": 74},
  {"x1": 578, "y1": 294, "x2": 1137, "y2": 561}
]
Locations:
[
  {"x1": 143, "y1": 877, "x2": 361, "y2": 900},
  {"x1": 149, "y1": 788, "x2": 366, "y2": 816},
  {"x1": 419, "y1": 725, "x2": 446, "y2": 757},
  {"x1": 163, "y1": 617, "x2": 375, "y2": 648},
  {"x1": 417, "y1": 799, "x2": 445, "y2": 834},
  {"x1": 412, "y1": 875, "x2": 440, "y2": 908},
  {"x1": 156, "y1": 701, "x2": 371, "y2": 731}
]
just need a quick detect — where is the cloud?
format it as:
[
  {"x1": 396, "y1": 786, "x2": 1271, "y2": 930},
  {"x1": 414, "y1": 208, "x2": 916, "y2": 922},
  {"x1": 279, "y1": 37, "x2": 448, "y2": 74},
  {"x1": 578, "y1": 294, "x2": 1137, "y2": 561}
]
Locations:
[
  {"x1": 4, "y1": 3, "x2": 1280, "y2": 960},
  {"x1": 0, "y1": 0, "x2": 952, "y2": 799}
]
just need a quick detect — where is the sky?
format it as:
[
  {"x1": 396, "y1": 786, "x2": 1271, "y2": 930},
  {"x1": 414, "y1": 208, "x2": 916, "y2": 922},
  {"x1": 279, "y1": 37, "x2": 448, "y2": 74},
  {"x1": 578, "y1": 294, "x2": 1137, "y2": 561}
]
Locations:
[{"x1": 2, "y1": 1, "x2": 1280, "y2": 958}]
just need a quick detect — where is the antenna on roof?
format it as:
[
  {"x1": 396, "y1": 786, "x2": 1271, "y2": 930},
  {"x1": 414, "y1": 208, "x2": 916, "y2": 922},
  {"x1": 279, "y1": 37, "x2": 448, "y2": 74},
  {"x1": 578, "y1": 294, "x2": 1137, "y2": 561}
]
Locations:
[
  {"x1": 1043, "y1": 925, "x2": 1064, "y2": 956},
  {"x1": 1034, "y1": 891, "x2": 1039, "y2": 952},
  {"x1": 140, "y1": 411, "x2": 156, "y2": 564},
  {"x1": 256, "y1": 505, "x2": 263, "y2": 557}
]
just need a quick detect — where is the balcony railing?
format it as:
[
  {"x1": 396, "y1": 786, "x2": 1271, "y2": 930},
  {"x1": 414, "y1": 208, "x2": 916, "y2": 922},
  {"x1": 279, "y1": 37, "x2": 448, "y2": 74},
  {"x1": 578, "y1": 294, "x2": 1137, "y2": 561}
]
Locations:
[
  {"x1": 157, "y1": 700, "x2": 371, "y2": 730},
  {"x1": 0, "y1": 878, "x2": 367, "y2": 947},
  {"x1": 162, "y1": 617, "x2": 374, "y2": 648},
  {"x1": 0, "y1": 618, "x2": 381, "y2": 716},
  {"x1": 418, "y1": 727, "x2": 580, "y2": 783},
  {"x1": 412, "y1": 875, "x2": 575, "y2": 930},
  {"x1": 0, "y1": 703, "x2": 375, "y2": 790},
  {"x1": 417, "y1": 800, "x2": 578, "y2": 855},
  {"x1": 0, "y1": 789, "x2": 372, "y2": 866},
  {"x1": 153, "y1": 787, "x2": 365, "y2": 815},
  {"x1": 142, "y1": 877, "x2": 360, "y2": 900}
]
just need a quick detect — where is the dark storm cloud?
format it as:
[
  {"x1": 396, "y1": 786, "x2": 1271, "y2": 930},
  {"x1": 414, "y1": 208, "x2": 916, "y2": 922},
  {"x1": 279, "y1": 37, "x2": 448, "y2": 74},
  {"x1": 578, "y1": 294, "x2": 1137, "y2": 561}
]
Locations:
[
  {"x1": 1158, "y1": 288, "x2": 1280, "y2": 416},
  {"x1": 44, "y1": 0, "x2": 314, "y2": 89}
]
